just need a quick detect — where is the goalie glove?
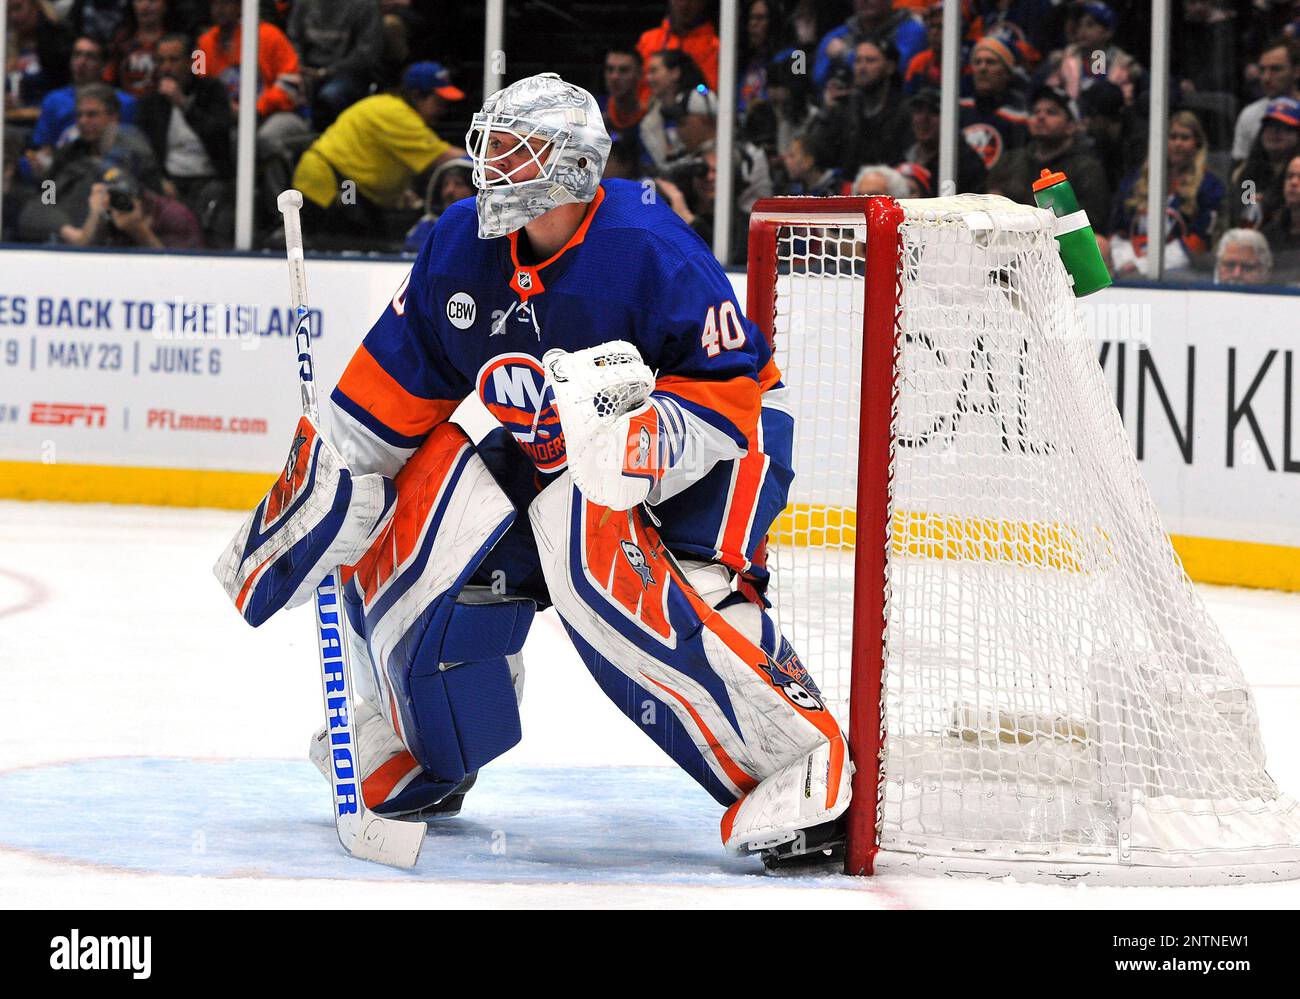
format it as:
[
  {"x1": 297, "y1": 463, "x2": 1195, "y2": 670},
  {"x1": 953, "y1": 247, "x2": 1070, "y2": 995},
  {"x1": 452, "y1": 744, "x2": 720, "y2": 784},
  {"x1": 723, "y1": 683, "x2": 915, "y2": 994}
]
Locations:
[
  {"x1": 543, "y1": 341, "x2": 669, "y2": 511},
  {"x1": 213, "y1": 415, "x2": 396, "y2": 626}
]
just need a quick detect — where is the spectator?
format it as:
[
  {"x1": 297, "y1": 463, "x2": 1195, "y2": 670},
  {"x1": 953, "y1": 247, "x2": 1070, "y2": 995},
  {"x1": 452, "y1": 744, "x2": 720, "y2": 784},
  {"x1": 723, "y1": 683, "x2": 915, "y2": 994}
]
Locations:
[
  {"x1": 1108, "y1": 110, "x2": 1225, "y2": 280},
  {"x1": 292, "y1": 61, "x2": 465, "y2": 244},
  {"x1": 637, "y1": 0, "x2": 720, "y2": 104},
  {"x1": 1261, "y1": 153, "x2": 1300, "y2": 278},
  {"x1": 738, "y1": 0, "x2": 785, "y2": 113},
  {"x1": 905, "y1": 87, "x2": 987, "y2": 194},
  {"x1": 821, "y1": 38, "x2": 911, "y2": 176},
  {"x1": 969, "y1": 0, "x2": 1056, "y2": 69},
  {"x1": 852, "y1": 162, "x2": 910, "y2": 197},
  {"x1": 28, "y1": 35, "x2": 138, "y2": 168},
  {"x1": 663, "y1": 87, "x2": 771, "y2": 217},
  {"x1": 1077, "y1": 78, "x2": 1144, "y2": 193},
  {"x1": 959, "y1": 32, "x2": 1029, "y2": 171},
  {"x1": 985, "y1": 84, "x2": 1110, "y2": 229},
  {"x1": 661, "y1": 137, "x2": 766, "y2": 264},
  {"x1": 197, "y1": 0, "x2": 310, "y2": 215},
  {"x1": 403, "y1": 155, "x2": 472, "y2": 254},
  {"x1": 288, "y1": 0, "x2": 383, "y2": 131},
  {"x1": 1233, "y1": 38, "x2": 1300, "y2": 166},
  {"x1": 5, "y1": 0, "x2": 74, "y2": 125},
  {"x1": 59, "y1": 162, "x2": 202, "y2": 248},
  {"x1": 1040, "y1": 2, "x2": 1143, "y2": 104},
  {"x1": 1231, "y1": 96, "x2": 1300, "y2": 228},
  {"x1": 742, "y1": 48, "x2": 822, "y2": 184},
  {"x1": 109, "y1": 0, "x2": 168, "y2": 99},
  {"x1": 199, "y1": 0, "x2": 302, "y2": 122},
  {"x1": 780, "y1": 131, "x2": 844, "y2": 196},
  {"x1": 135, "y1": 33, "x2": 234, "y2": 233},
  {"x1": 74, "y1": 0, "x2": 134, "y2": 51},
  {"x1": 15, "y1": 83, "x2": 159, "y2": 241},
  {"x1": 599, "y1": 47, "x2": 645, "y2": 141},
  {"x1": 813, "y1": 0, "x2": 926, "y2": 92},
  {"x1": 903, "y1": 1, "x2": 945, "y2": 96},
  {"x1": 638, "y1": 49, "x2": 706, "y2": 172},
  {"x1": 1213, "y1": 228, "x2": 1273, "y2": 285}
]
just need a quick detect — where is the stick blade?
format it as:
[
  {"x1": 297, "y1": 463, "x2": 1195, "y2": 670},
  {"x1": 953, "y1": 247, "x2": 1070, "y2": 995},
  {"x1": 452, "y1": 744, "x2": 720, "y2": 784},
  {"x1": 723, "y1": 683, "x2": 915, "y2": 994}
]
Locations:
[{"x1": 341, "y1": 814, "x2": 428, "y2": 869}]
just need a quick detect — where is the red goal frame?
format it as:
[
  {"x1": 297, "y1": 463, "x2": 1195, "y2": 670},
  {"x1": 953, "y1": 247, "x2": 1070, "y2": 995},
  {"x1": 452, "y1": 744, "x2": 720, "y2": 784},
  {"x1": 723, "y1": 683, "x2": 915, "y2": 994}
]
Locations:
[{"x1": 745, "y1": 196, "x2": 905, "y2": 876}]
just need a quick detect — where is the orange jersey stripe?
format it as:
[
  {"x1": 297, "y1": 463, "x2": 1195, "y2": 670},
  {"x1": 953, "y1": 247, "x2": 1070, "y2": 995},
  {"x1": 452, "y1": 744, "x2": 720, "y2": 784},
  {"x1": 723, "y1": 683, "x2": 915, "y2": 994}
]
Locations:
[
  {"x1": 336, "y1": 344, "x2": 460, "y2": 439},
  {"x1": 655, "y1": 373, "x2": 761, "y2": 442}
]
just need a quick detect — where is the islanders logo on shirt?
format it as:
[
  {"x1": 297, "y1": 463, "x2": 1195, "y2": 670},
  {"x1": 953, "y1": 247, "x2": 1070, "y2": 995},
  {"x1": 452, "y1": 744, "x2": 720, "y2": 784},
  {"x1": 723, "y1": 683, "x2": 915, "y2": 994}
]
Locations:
[
  {"x1": 476, "y1": 353, "x2": 567, "y2": 470},
  {"x1": 962, "y1": 122, "x2": 1005, "y2": 169}
]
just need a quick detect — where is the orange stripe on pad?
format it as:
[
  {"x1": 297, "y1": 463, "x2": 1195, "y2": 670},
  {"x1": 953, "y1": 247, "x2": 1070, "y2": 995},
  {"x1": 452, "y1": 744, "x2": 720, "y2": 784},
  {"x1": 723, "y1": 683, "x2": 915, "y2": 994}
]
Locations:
[
  {"x1": 641, "y1": 673, "x2": 758, "y2": 797},
  {"x1": 362, "y1": 748, "x2": 421, "y2": 809},
  {"x1": 336, "y1": 344, "x2": 460, "y2": 439},
  {"x1": 678, "y1": 584, "x2": 846, "y2": 810}
]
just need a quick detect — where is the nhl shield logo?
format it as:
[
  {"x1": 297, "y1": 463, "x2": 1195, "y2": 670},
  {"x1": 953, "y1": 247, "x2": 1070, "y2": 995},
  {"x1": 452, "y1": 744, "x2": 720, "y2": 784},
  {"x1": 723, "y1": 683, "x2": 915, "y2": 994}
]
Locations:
[
  {"x1": 516, "y1": 270, "x2": 533, "y2": 291},
  {"x1": 619, "y1": 539, "x2": 655, "y2": 588}
]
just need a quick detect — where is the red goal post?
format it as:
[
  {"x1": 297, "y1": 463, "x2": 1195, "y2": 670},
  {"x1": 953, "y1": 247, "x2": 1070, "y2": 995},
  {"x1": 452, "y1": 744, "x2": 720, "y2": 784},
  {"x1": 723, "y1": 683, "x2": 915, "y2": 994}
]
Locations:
[{"x1": 746, "y1": 197, "x2": 901, "y2": 876}]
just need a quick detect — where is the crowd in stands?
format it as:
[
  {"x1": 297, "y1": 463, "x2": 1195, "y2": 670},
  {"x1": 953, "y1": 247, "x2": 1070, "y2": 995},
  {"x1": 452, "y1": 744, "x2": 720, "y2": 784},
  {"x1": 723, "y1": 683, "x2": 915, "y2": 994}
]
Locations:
[
  {"x1": 595, "y1": 0, "x2": 1300, "y2": 284},
  {"x1": 6, "y1": 0, "x2": 1300, "y2": 287},
  {"x1": 3, "y1": 0, "x2": 462, "y2": 251}
]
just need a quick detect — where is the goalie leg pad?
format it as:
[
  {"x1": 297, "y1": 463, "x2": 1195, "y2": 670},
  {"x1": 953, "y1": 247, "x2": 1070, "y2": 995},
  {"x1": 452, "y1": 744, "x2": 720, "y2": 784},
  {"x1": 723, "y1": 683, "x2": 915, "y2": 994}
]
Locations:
[
  {"x1": 213, "y1": 415, "x2": 396, "y2": 626},
  {"x1": 528, "y1": 475, "x2": 850, "y2": 843},
  {"x1": 343, "y1": 423, "x2": 531, "y2": 787}
]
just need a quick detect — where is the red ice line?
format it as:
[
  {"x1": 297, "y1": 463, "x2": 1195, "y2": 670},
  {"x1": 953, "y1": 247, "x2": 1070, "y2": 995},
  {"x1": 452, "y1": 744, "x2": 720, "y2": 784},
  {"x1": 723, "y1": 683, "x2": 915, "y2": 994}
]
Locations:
[{"x1": 0, "y1": 566, "x2": 51, "y2": 620}]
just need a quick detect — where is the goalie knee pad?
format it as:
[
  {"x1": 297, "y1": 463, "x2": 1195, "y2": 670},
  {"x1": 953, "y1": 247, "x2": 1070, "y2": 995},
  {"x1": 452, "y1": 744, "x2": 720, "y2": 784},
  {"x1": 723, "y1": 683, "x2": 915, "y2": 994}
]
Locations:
[
  {"x1": 345, "y1": 423, "x2": 534, "y2": 789},
  {"x1": 399, "y1": 592, "x2": 533, "y2": 787}
]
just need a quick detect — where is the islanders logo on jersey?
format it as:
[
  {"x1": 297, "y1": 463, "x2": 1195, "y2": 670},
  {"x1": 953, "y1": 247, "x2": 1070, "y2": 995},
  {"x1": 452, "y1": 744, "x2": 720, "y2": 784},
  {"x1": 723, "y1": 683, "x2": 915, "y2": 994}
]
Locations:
[{"x1": 476, "y1": 353, "x2": 567, "y2": 470}]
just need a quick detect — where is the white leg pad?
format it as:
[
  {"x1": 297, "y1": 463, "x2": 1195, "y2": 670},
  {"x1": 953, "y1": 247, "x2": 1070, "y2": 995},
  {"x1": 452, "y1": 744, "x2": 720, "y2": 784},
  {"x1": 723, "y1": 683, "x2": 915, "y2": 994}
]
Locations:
[{"x1": 722, "y1": 738, "x2": 853, "y2": 853}]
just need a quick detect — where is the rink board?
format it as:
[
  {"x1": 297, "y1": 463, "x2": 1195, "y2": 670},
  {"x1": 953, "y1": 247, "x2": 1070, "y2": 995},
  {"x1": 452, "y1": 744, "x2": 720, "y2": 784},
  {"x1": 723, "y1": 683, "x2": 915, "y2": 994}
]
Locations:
[{"x1": 0, "y1": 249, "x2": 1297, "y2": 590}]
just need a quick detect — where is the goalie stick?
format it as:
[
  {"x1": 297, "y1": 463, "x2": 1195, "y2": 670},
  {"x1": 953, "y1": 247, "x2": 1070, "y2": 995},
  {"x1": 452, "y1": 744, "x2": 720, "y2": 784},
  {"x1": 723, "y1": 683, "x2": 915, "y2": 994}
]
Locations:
[{"x1": 276, "y1": 189, "x2": 427, "y2": 868}]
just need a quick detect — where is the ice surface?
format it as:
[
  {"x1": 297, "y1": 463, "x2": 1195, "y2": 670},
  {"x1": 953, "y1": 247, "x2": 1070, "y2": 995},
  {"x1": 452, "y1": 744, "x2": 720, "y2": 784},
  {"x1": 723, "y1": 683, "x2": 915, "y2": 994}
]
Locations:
[{"x1": 1, "y1": 500, "x2": 1298, "y2": 908}]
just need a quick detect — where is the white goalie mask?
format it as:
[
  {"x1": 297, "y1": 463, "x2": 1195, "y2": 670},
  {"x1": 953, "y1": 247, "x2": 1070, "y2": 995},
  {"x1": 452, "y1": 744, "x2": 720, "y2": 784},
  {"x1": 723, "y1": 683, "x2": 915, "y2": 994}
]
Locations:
[{"x1": 465, "y1": 73, "x2": 612, "y2": 239}]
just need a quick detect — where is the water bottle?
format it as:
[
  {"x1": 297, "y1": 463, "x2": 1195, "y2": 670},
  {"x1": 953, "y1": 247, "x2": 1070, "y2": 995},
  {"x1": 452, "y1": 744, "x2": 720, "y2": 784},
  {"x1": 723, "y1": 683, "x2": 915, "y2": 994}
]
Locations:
[{"x1": 1031, "y1": 169, "x2": 1111, "y2": 297}]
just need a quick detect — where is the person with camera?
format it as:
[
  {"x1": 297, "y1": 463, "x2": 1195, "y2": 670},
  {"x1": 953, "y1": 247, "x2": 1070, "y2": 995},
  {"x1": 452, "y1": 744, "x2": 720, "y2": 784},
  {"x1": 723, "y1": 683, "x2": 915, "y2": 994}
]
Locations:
[
  {"x1": 14, "y1": 82, "x2": 160, "y2": 243},
  {"x1": 655, "y1": 84, "x2": 771, "y2": 263},
  {"x1": 58, "y1": 163, "x2": 202, "y2": 248}
]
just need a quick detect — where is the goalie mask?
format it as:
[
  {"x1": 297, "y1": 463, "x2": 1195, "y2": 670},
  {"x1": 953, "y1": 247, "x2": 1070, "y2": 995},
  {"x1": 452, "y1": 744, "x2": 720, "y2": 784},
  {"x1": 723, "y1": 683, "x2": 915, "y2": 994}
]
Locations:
[{"x1": 466, "y1": 73, "x2": 611, "y2": 239}]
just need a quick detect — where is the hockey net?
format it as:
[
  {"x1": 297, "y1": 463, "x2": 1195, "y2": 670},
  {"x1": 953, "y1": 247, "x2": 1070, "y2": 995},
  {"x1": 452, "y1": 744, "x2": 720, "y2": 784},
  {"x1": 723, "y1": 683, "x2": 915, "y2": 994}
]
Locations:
[{"x1": 748, "y1": 194, "x2": 1300, "y2": 884}]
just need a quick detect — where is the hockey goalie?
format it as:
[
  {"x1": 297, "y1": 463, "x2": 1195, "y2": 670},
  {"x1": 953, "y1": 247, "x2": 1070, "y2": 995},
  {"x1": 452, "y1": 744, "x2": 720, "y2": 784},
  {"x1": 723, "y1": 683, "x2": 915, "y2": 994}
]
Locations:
[{"x1": 214, "y1": 72, "x2": 850, "y2": 866}]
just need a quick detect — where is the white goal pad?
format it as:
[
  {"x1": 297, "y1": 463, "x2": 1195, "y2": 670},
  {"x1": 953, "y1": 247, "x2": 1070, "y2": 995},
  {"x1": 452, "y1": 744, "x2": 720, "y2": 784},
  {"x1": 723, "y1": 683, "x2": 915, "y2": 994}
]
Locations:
[{"x1": 747, "y1": 194, "x2": 1300, "y2": 885}]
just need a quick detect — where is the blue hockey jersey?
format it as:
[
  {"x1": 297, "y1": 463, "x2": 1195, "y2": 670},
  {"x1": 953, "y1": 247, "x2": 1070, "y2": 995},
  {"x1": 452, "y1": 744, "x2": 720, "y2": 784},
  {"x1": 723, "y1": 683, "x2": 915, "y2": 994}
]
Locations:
[{"x1": 328, "y1": 178, "x2": 794, "y2": 583}]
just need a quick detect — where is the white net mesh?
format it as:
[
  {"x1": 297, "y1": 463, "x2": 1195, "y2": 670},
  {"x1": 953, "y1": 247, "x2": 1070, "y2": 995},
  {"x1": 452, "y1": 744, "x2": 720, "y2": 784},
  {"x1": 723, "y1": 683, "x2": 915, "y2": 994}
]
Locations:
[{"x1": 762, "y1": 195, "x2": 1300, "y2": 883}]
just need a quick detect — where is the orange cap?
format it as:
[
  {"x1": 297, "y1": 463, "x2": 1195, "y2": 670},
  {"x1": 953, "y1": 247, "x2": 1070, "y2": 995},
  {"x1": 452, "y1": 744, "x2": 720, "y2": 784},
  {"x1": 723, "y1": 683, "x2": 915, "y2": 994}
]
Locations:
[{"x1": 1032, "y1": 168, "x2": 1068, "y2": 192}]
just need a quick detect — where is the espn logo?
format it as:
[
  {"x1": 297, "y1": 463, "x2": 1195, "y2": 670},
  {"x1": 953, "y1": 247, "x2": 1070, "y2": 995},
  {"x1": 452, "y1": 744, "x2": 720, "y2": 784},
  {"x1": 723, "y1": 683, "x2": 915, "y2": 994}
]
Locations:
[{"x1": 30, "y1": 402, "x2": 107, "y2": 427}]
